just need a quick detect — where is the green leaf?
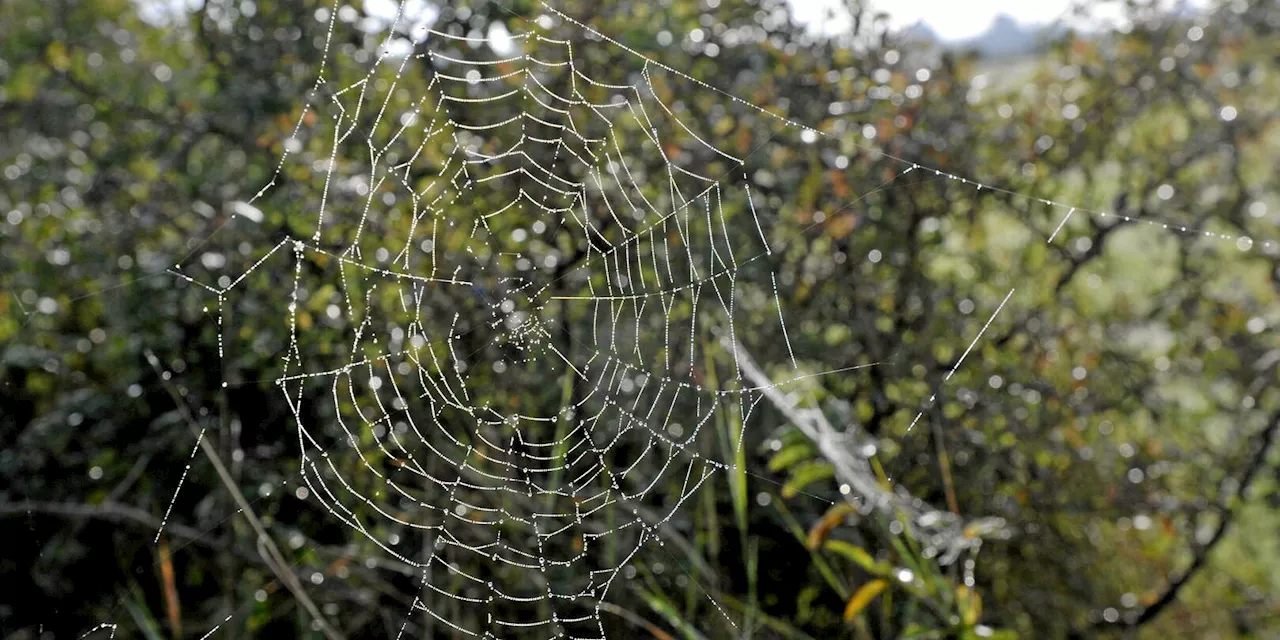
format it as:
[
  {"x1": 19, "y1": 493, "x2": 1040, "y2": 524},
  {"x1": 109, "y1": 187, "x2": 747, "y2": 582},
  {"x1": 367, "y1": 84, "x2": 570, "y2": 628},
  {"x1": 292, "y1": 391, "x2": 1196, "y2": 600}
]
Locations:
[
  {"x1": 767, "y1": 441, "x2": 816, "y2": 472},
  {"x1": 781, "y1": 461, "x2": 834, "y2": 498}
]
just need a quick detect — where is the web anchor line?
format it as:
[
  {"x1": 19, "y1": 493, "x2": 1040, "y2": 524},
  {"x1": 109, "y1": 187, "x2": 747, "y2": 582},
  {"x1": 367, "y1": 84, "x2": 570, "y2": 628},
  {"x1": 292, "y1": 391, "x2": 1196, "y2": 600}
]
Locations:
[{"x1": 906, "y1": 287, "x2": 1016, "y2": 435}]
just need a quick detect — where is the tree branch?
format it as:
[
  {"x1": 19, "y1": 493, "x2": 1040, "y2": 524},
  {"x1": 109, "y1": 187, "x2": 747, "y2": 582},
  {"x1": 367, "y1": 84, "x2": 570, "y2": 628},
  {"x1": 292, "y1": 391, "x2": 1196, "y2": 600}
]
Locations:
[
  {"x1": 1092, "y1": 407, "x2": 1280, "y2": 632},
  {"x1": 0, "y1": 500, "x2": 213, "y2": 546},
  {"x1": 731, "y1": 340, "x2": 1008, "y2": 564}
]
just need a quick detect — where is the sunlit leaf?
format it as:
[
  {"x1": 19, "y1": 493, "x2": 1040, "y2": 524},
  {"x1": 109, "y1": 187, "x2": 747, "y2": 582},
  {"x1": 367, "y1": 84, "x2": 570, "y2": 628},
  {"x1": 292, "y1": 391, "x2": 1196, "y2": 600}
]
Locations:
[{"x1": 842, "y1": 579, "x2": 888, "y2": 621}]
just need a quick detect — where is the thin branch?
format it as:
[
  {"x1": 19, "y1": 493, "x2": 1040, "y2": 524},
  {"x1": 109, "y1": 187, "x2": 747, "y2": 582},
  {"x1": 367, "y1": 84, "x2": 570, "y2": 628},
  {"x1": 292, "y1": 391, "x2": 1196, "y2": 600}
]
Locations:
[
  {"x1": 1093, "y1": 408, "x2": 1280, "y2": 632},
  {"x1": 0, "y1": 500, "x2": 212, "y2": 546},
  {"x1": 731, "y1": 340, "x2": 1008, "y2": 563},
  {"x1": 0, "y1": 497, "x2": 382, "y2": 607}
]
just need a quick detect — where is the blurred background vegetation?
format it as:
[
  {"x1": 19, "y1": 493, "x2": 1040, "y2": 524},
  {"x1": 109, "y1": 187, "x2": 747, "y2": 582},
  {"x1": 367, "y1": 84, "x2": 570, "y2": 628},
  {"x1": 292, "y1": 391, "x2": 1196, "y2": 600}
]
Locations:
[{"x1": 2, "y1": 0, "x2": 1279, "y2": 638}]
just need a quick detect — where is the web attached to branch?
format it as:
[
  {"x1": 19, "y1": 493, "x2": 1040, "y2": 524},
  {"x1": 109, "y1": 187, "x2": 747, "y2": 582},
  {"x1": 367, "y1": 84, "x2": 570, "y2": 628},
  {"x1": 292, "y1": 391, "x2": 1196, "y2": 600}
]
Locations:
[
  {"x1": 173, "y1": 12, "x2": 844, "y2": 639},
  {"x1": 164, "y1": 2, "x2": 1277, "y2": 638}
]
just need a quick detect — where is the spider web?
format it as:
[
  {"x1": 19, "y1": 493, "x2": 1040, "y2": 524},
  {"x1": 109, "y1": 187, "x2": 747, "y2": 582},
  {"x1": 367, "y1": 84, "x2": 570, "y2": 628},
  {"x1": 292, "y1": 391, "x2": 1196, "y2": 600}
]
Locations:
[
  {"x1": 159, "y1": 2, "x2": 1276, "y2": 638},
  {"x1": 171, "y1": 8, "x2": 827, "y2": 638}
]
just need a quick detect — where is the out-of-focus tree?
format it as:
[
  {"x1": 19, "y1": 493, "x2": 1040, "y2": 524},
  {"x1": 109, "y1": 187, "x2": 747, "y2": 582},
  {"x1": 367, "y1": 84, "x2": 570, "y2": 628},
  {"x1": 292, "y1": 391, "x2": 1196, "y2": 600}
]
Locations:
[{"x1": 1, "y1": 0, "x2": 1277, "y2": 638}]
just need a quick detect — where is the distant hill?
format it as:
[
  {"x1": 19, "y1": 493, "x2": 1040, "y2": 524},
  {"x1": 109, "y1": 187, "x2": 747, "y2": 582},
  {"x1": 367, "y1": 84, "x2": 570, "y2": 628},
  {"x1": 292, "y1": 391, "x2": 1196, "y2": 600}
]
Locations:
[
  {"x1": 899, "y1": 14, "x2": 1065, "y2": 59},
  {"x1": 900, "y1": 20, "x2": 942, "y2": 46}
]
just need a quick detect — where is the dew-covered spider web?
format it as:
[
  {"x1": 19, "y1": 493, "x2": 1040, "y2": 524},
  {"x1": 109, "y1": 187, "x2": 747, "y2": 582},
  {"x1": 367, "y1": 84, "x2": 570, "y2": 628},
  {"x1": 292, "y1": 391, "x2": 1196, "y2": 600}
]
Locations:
[
  {"x1": 177, "y1": 8, "x2": 827, "y2": 637},
  {"x1": 156, "y1": 2, "x2": 1278, "y2": 638}
]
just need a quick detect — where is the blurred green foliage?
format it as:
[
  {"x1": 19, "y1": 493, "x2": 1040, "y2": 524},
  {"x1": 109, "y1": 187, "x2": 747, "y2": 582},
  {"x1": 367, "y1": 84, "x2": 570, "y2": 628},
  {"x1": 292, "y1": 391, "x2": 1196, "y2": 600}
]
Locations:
[{"x1": 2, "y1": 0, "x2": 1279, "y2": 638}]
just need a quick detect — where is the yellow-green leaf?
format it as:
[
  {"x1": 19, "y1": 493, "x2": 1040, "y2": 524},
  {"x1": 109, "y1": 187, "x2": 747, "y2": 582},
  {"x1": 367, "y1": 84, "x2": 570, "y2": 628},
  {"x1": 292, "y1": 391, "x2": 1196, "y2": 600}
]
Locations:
[
  {"x1": 46, "y1": 41, "x2": 70, "y2": 71},
  {"x1": 822, "y1": 540, "x2": 893, "y2": 576},
  {"x1": 957, "y1": 585, "x2": 982, "y2": 626},
  {"x1": 806, "y1": 502, "x2": 856, "y2": 549},
  {"x1": 842, "y1": 579, "x2": 889, "y2": 621}
]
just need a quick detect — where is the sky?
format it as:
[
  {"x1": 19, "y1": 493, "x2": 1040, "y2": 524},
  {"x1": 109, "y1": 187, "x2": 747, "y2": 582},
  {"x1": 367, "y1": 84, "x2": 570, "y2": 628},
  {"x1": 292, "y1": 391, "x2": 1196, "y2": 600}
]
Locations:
[{"x1": 790, "y1": 0, "x2": 1208, "y2": 41}]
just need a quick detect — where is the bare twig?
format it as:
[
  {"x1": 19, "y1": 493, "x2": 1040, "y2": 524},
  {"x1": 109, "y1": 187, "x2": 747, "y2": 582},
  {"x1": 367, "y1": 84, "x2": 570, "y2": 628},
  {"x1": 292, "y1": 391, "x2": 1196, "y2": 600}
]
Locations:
[{"x1": 157, "y1": 537, "x2": 183, "y2": 639}]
